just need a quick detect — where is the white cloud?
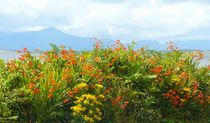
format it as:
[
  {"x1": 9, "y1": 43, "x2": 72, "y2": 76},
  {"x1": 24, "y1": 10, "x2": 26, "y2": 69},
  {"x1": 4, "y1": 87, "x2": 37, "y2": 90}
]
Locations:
[
  {"x1": 0, "y1": 0, "x2": 210, "y2": 41},
  {"x1": 13, "y1": 26, "x2": 46, "y2": 32}
]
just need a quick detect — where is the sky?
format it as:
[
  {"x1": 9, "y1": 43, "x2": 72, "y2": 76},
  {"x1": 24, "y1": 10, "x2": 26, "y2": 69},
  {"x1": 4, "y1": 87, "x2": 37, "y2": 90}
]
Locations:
[{"x1": 1, "y1": 0, "x2": 210, "y2": 42}]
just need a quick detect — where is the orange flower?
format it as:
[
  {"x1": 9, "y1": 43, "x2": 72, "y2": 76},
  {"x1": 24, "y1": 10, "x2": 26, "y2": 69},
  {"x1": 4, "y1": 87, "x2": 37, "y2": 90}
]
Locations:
[
  {"x1": 107, "y1": 63, "x2": 113, "y2": 67},
  {"x1": 123, "y1": 47, "x2": 127, "y2": 51},
  {"x1": 120, "y1": 101, "x2": 129, "y2": 109},
  {"x1": 28, "y1": 82, "x2": 35, "y2": 89},
  {"x1": 179, "y1": 72, "x2": 189, "y2": 79},
  {"x1": 53, "y1": 54, "x2": 59, "y2": 59},
  {"x1": 208, "y1": 65, "x2": 210, "y2": 70},
  {"x1": 164, "y1": 71, "x2": 171, "y2": 76},
  {"x1": 61, "y1": 49, "x2": 67, "y2": 56},
  {"x1": 33, "y1": 88, "x2": 40, "y2": 95},
  {"x1": 74, "y1": 88, "x2": 79, "y2": 93},
  {"x1": 70, "y1": 59, "x2": 77, "y2": 65},
  {"x1": 79, "y1": 56, "x2": 85, "y2": 62},
  {"x1": 112, "y1": 96, "x2": 122, "y2": 106},
  {"x1": 83, "y1": 64, "x2": 94, "y2": 71},
  {"x1": 67, "y1": 91, "x2": 74, "y2": 97},
  {"x1": 49, "y1": 88, "x2": 54, "y2": 93},
  {"x1": 28, "y1": 61, "x2": 33, "y2": 66},
  {"x1": 116, "y1": 96, "x2": 122, "y2": 102},
  {"x1": 95, "y1": 57, "x2": 101, "y2": 63},
  {"x1": 98, "y1": 78, "x2": 103, "y2": 83},
  {"x1": 19, "y1": 56, "x2": 26, "y2": 61},
  {"x1": 63, "y1": 99, "x2": 70, "y2": 103},
  {"x1": 90, "y1": 85, "x2": 96, "y2": 89},
  {"x1": 23, "y1": 48, "x2": 28, "y2": 52},
  {"x1": 115, "y1": 47, "x2": 120, "y2": 51},
  {"x1": 51, "y1": 80, "x2": 56, "y2": 86},
  {"x1": 103, "y1": 89, "x2": 110, "y2": 95},
  {"x1": 48, "y1": 93, "x2": 53, "y2": 99},
  {"x1": 151, "y1": 66, "x2": 163, "y2": 74}
]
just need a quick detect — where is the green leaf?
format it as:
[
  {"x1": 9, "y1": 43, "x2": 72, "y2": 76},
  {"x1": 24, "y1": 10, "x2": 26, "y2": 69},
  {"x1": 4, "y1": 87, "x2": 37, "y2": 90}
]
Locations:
[
  {"x1": 145, "y1": 75, "x2": 157, "y2": 79},
  {"x1": 149, "y1": 86, "x2": 160, "y2": 93}
]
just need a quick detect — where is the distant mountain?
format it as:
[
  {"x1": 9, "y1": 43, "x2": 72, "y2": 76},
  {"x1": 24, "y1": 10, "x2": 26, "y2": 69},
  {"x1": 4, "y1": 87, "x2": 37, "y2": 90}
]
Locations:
[
  {"x1": 172, "y1": 40, "x2": 210, "y2": 50},
  {"x1": 0, "y1": 27, "x2": 113, "y2": 50},
  {"x1": 126, "y1": 40, "x2": 210, "y2": 50},
  {"x1": 0, "y1": 27, "x2": 209, "y2": 50},
  {"x1": 135, "y1": 40, "x2": 165, "y2": 50}
]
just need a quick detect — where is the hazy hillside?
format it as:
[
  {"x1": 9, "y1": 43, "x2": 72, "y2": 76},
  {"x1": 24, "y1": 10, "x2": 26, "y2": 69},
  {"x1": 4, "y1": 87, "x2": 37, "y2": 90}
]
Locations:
[
  {"x1": 173, "y1": 40, "x2": 210, "y2": 50},
  {"x1": 135, "y1": 40, "x2": 165, "y2": 50},
  {"x1": 0, "y1": 27, "x2": 96, "y2": 50},
  {"x1": 0, "y1": 27, "x2": 210, "y2": 50}
]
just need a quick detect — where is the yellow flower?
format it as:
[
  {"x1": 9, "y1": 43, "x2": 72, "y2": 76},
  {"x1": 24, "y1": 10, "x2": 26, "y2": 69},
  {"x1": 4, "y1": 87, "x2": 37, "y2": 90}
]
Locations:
[
  {"x1": 95, "y1": 108, "x2": 102, "y2": 116},
  {"x1": 95, "y1": 101, "x2": 102, "y2": 105},
  {"x1": 84, "y1": 100, "x2": 89, "y2": 105},
  {"x1": 95, "y1": 108, "x2": 100, "y2": 113},
  {"x1": 89, "y1": 110, "x2": 93, "y2": 114},
  {"x1": 71, "y1": 105, "x2": 82, "y2": 113},
  {"x1": 89, "y1": 103, "x2": 94, "y2": 106},
  {"x1": 95, "y1": 84, "x2": 103, "y2": 88},
  {"x1": 172, "y1": 77, "x2": 180, "y2": 82},
  {"x1": 181, "y1": 98, "x2": 187, "y2": 103},
  {"x1": 83, "y1": 94, "x2": 96, "y2": 100},
  {"x1": 75, "y1": 97, "x2": 84, "y2": 103},
  {"x1": 94, "y1": 114, "x2": 102, "y2": 121},
  {"x1": 83, "y1": 115, "x2": 94, "y2": 123},
  {"x1": 73, "y1": 112, "x2": 77, "y2": 116},
  {"x1": 98, "y1": 94, "x2": 105, "y2": 99},
  {"x1": 71, "y1": 105, "x2": 86, "y2": 114},
  {"x1": 76, "y1": 82, "x2": 87, "y2": 88},
  {"x1": 183, "y1": 87, "x2": 191, "y2": 93}
]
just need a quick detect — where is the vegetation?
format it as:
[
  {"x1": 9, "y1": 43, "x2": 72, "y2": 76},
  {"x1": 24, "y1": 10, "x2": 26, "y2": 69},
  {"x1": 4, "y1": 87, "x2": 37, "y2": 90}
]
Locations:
[{"x1": 0, "y1": 41, "x2": 209, "y2": 123}]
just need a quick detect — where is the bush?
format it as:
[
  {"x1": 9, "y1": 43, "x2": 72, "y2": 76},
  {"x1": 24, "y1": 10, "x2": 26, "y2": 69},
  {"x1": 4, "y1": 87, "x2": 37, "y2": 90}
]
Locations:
[{"x1": 0, "y1": 41, "x2": 209, "y2": 123}]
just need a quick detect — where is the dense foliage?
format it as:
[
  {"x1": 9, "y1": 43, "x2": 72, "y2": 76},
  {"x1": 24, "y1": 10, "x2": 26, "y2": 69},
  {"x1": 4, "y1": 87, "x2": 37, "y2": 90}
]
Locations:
[{"x1": 0, "y1": 41, "x2": 209, "y2": 123}]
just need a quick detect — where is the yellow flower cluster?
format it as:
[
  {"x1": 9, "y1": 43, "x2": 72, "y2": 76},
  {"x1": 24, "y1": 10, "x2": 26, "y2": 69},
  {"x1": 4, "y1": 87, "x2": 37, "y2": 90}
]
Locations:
[
  {"x1": 83, "y1": 115, "x2": 94, "y2": 122},
  {"x1": 75, "y1": 82, "x2": 87, "y2": 88},
  {"x1": 71, "y1": 93, "x2": 103, "y2": 122},
  {"x1": 71, "y1": 104, "x2": 86, "y2": 114},
  {"x1": 76, "y1": 94, "x2": 103, "y2": 106}
]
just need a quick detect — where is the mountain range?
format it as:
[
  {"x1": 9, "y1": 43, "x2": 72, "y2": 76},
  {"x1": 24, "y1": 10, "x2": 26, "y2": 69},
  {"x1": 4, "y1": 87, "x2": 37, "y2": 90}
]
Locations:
[{"x1": 0, "y1": 27, "x2": 210, "y2": 50}]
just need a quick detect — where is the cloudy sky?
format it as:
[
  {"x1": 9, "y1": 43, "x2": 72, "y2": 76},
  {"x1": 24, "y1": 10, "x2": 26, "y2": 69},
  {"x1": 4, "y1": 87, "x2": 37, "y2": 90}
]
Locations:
[{"x1": 1, "y1": 0, "x2": 210, "y2": 42}]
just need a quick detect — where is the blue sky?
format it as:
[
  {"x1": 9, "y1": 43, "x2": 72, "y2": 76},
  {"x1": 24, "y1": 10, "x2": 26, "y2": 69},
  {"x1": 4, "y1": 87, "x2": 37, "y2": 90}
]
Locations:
[{"x1": 0, "y1": 0, "x2": 210, "y2": 42}]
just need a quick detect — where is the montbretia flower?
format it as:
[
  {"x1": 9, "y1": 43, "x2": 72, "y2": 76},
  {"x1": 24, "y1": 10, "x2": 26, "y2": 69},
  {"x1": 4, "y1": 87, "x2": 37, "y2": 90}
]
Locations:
[
  {"x1": 33, "y1": 88, "x2": 40, "y2": 95},
  {"x1": 94, "y1": 57, "x2": 101, "y2": 63},
  {"x1": 23, "y1": 48, "x2": 28, "y2": 52},
  {"x1": 48, "y1": 93, "x2": 53, "y2": 99},
  {"x1": 63, "y1": 99, "x2": 70, "y2": 103},
  {"x1": 151, "y1": 66, "x2": 163, "y2": 74},
  {"x1": 28, "y1": 82, "x2": 35, "y2": 89}
]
